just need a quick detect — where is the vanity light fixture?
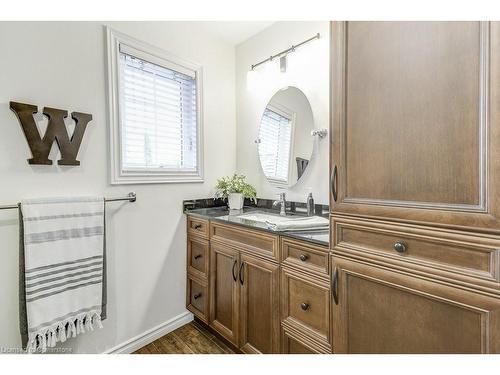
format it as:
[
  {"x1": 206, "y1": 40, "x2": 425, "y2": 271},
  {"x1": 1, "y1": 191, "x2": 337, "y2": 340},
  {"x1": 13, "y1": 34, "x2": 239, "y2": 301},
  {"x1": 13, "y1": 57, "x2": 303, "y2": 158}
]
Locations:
[
  {"x1": 280, "y1": 55, "x2": 287, "y2": 72},
  {"x1": 250, "y1": 33, "x2": 320, "y2": 72}
]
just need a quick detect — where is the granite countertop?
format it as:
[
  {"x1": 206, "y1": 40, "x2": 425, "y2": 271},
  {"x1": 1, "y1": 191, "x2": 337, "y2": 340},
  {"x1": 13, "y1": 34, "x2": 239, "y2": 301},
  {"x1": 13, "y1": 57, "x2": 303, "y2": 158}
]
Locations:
[{"x1": 185, "y1": 206, "x2": 329, "y2": 247}]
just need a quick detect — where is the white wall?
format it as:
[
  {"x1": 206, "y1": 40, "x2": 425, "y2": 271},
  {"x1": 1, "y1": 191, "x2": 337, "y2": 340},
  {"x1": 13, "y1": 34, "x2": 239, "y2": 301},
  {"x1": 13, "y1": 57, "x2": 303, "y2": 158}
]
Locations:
[
  {"x1": 0, "y1": 22, "x2": 236, "y2": 353},
  {"x1": 236, "y1": 22, "x2": 330, "y2": 204}
]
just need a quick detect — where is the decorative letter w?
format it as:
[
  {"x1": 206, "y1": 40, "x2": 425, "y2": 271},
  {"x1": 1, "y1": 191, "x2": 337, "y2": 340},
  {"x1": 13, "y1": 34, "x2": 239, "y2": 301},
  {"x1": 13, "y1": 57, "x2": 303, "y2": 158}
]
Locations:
[{"x1": 10, "y1": 101, "x2": 93, "y2": 166}]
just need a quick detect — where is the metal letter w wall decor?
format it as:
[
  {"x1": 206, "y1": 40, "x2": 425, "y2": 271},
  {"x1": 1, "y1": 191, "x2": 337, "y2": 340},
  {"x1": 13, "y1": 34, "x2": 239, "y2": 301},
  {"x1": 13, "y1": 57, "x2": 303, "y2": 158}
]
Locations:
[{"x1": 10, "y1": 101, "x2": 93, "y2": 166}]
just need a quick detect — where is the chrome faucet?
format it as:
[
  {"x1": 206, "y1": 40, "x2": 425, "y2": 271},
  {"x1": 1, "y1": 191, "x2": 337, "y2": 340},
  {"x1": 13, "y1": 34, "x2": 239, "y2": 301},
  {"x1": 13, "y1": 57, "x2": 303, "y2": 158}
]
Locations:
[{"x1": 273, "y1": 192, "x2": 287, "y2": 216}]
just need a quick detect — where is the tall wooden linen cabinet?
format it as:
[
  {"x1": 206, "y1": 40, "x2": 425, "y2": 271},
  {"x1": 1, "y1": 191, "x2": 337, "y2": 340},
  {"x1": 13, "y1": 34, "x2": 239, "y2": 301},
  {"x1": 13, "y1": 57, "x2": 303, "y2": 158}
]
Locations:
[{"x1": 329, "y1": 21, "x2": 500, "y2": 353}]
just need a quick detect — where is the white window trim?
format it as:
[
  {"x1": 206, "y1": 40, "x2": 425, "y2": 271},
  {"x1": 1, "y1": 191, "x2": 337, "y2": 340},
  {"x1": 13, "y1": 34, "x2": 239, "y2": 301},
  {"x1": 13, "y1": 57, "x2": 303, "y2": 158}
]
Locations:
[{"x1": 105, "y1": 27, "x2": 204, "y2": 184}]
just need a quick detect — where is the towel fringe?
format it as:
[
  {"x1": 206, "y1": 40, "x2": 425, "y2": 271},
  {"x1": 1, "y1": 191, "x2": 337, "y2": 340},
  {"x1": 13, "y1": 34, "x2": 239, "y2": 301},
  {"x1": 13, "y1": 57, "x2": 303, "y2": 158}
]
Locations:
[
  {"x1": 59, "y1": 322, "x2": 66, "y2": 343},
  {"x1": 85, "y1": 312, "x2": 93, "y2": 331},
  {"x1": 94, "y1": 313, "x2": 103, "y2": 329},
  {"x1": 41, "y1": 332, "x2": 47, "y2": 352},
  {"x1": 25, "y1": 309, "x2": 102, "y2": 353},
  {"x1": 49, "y1": 329, "x2": 56, "y2": 347},
  {"x1": 71, "y1": 320, "x2": 76, "y2": 338}
]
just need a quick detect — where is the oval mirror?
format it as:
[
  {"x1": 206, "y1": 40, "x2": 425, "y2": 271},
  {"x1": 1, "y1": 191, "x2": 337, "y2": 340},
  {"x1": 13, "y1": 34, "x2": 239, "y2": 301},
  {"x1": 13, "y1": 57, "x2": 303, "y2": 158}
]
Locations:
[{"x1": 257, "y1": 87, "x2": 314, "y2": 187}]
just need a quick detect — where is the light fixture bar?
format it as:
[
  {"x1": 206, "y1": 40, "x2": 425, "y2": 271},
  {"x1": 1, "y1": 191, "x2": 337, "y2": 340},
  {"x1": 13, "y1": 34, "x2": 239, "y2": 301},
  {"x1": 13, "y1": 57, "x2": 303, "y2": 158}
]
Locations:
[{"x1": 250, "y1": 33, "x2": 320, "y2": 71}]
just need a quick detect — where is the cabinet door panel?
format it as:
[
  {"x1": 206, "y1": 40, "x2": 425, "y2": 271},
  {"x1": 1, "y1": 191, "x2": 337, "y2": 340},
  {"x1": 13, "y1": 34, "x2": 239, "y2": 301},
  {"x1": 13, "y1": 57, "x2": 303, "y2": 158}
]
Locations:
[
  {"x1": 346, "y1": 21, "x2": 481, "y2": 206},
  {"x1": 239, "y1": 253, "x2": 280, "y2": 354},
  {"x1": 331, "y1": 256, "x2": 500, "y2": 353},
  {"x1": 210, "y1": 242, "x2": 239, "y2": 345},
  {"x1": 330, "y1": 21, "x2": 500, "y2": 231}
]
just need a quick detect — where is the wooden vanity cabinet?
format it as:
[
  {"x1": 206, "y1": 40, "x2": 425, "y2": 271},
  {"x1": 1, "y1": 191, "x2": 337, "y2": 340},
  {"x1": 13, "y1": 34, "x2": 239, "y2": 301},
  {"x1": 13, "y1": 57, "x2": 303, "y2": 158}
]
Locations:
[
  {"x1": 186, "y1": 217, "x2": 211, "y2": 324},
  {"x1": 209, "y1": 241, "x2": 240, "y2": 345},
  {"x1": 239, "y1": 252, "x2": 280, "y2": 354},
  {"x1": 329, "y1": 21, "x2": 500, "y2": 354},
  {"x1": 330, "y1": 21, "x2": 500, "y2": 232},
  {"x1": 331, "y1": 255, "x2": 500, "y2": 353},
  {"x1": 185, "y1": 216, "x2": 332, "y2": 354},
  {"x1": 208, "y1": 222, "x2": 280, "y2": 353},
  {"x1": 280, "y1": 238, "x2": 332, "y2": 353},
  {"x1": 185, "y1": 21, "x2": 500, "y2": 356}
]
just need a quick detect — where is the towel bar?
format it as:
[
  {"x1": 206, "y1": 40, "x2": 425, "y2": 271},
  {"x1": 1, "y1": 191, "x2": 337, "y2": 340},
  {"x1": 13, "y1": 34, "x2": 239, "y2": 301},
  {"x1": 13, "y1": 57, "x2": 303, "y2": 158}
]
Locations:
[{"x1": 0, "y1": 192, "x2": 137, "y2": 211}]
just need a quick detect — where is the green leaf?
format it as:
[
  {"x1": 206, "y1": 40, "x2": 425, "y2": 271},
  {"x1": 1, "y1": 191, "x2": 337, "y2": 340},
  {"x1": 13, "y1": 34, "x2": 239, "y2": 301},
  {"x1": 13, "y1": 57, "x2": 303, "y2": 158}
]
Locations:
[{"x1": 214, "y1": 173, "x2": 257, "y2": 203}]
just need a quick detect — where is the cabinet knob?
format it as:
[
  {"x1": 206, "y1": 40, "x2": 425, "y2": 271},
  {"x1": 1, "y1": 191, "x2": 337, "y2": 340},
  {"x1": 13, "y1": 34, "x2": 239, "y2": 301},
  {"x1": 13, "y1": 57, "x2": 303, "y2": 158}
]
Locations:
[
  {"x1": 194, "y1": 254, "x2": 202, "y2": 260},
  {"x1": 194, "y1": 224, "x2": 202, "y2": 229},
  {"x1": 193, "y1": 293, "x2": 202, "y2": 300},
  {"x1": 394, "y1": 242, "x2": 407, "y2": 253},
  {"x1": 299, "y1": 254, "x2": 309, "y2": 262},
  {"x1": 300, "y1": 302, "x2": 310, "y2": 311}
]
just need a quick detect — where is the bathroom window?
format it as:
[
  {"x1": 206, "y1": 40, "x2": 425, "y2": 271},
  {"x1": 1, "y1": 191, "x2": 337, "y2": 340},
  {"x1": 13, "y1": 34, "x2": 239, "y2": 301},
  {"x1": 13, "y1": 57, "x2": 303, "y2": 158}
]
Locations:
[
  {"x1": 258, "y1": 105, "x2": 294, "y2": 184},
  {"x1": 107, "y1": 28, "x2": 203, "y2": 184}
]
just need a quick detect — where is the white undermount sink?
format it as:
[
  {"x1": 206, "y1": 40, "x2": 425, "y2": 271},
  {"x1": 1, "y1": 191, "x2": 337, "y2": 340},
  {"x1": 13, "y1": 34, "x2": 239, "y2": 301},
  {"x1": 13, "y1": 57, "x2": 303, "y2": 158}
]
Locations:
[
  {"x1": 236, "y1": 211, "x2": 293, "y2": 224},
  {"x1": 236, "y1": 211, "x2": 329, "y2": 231}
]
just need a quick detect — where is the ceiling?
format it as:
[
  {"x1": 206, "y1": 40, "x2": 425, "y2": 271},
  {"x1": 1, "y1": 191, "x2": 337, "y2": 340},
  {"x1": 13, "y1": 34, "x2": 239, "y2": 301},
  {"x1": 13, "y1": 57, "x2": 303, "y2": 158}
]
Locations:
[{"x1": 197, "y1": 21, "x2": 275, "y2": 46}]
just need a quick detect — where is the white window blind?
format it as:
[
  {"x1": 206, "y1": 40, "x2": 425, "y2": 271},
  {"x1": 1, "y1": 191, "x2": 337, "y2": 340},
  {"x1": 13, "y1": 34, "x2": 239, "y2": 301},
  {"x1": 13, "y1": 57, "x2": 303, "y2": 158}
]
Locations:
[
  {"x1": 258, "y1": 107, "x2": 292, "y2": 183},
  {"x1": 118, "y1": 47, "x2": 198, "y2": 173}
]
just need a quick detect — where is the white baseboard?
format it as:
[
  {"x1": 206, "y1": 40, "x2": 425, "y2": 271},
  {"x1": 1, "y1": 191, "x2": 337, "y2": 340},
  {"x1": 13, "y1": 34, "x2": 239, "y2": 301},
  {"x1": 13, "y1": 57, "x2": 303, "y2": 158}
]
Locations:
[{"x1": 104, "y1": 311, "x2": 194, "y2": 354}]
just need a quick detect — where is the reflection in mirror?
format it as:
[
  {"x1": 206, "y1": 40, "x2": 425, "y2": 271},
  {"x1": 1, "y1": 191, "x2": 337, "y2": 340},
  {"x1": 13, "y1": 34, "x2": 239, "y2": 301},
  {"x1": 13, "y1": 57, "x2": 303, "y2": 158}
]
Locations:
[{"x1": 257, "y1": 87, "x2": 314, "y2": 187}]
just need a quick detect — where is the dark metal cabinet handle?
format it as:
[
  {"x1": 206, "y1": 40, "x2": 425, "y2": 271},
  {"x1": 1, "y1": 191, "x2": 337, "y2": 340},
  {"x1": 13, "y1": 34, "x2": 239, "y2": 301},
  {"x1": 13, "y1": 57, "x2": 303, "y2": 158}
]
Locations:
[
  {"x1": 394, "y1": 242, "x2": 407, "y2": 253},
  {"x1": 194, "y1": 254, "x2": 202, "y2": 260},
  {"x1": 300, "y1": 302, "x2": 310, "y2": 311},
  {"x1": 194, "y1": 224, "x2": 202, "y2": 229},
  {"x1": 232, "y1": 260, "x2": 238, "y2": 282},
  {"x1": 299, "y1": 254, "x2": 309, "y2": 262},
  {"x1": 239, "y1": 262, "x2": 244, "y2": 285},
  {"x1": 332, "y1": 267, "x2": 339, "y2": 305},
  {"x1": 331, "y1": 165, "x2": 338, "y2": 202},
  {"x1": 193, "y1": 293, "x2": 202, "y2": 300}
]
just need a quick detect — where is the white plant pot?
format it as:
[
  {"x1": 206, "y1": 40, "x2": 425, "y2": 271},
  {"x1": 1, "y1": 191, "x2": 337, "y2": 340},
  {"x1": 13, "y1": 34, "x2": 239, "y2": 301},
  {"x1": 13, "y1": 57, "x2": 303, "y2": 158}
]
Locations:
[{"x1": 228, "y1": 193, "x2": 244, "y2": 210}]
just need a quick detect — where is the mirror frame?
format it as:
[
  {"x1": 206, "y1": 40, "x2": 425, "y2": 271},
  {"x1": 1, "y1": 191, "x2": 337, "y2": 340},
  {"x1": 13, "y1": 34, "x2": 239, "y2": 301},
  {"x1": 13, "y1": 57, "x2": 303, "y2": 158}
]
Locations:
[{"x1": 256, "y1": 85, "x2": 316, "y2": 189}]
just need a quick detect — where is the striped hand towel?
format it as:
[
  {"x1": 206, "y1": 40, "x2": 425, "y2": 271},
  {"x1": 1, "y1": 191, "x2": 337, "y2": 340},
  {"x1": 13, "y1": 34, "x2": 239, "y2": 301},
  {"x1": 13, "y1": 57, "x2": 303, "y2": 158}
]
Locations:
[{"x1": 19, "y1": 197, "x2": 106, "y2": 353}]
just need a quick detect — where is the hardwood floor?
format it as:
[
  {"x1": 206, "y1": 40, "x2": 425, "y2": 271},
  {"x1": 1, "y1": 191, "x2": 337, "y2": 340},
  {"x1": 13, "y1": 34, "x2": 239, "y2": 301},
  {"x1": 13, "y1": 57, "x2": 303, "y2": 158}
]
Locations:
[{"x1": 133, "y1": 320, "x2": 236, "y2": 354}]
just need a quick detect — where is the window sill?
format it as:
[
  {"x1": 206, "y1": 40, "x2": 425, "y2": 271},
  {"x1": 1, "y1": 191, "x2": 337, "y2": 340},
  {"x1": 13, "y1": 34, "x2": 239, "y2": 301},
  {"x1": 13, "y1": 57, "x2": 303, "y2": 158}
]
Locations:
[{"x1": 111, "y1": 172, "x2": 204, "y2": 185}]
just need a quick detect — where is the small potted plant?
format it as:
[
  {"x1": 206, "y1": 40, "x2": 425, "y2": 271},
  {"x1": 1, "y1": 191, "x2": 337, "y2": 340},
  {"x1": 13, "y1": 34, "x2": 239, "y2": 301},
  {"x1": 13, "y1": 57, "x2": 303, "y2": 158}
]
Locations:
[{"x1": 215, "y1": 173, "x2": 257, "y2": 210}]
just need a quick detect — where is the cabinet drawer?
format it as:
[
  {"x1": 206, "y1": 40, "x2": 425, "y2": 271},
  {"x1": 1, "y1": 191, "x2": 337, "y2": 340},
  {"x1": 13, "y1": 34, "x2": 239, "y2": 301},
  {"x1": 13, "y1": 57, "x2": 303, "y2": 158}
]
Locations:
[
  {"x1": 187, "y1": 236, "x2": 209, "y2": 279},
  {"x1": 332, "y1": 216, "x2": 500, "y2": 288},
  {"x1": 187, "y1": 216, "x2": 209, "y2": 239},
  {"x1": 210, "y1": 222, "x2": 279, "y2": 261},
  {"x1": 281, "y1": 237, "x2": 329, "y2": 278},
  {"x1": 281, "y1": 268, "x2": 330, "y2": 345},
  {"x1": 285, "y1": 335, "x2": 315, "y2": 354},
  {"x1": 281, "y1": 322, "x2": 331, "y2": 354},
  {"x1": 187, "y1": 275, "x2": 209, "y2": 323}
]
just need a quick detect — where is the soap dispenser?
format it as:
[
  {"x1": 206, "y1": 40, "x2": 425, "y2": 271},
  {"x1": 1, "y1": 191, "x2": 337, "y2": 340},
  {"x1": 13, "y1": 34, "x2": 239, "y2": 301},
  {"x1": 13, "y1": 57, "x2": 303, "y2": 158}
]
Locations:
[{"x1": 306, "y1": 189, "x2": 314, "y2": 216}]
